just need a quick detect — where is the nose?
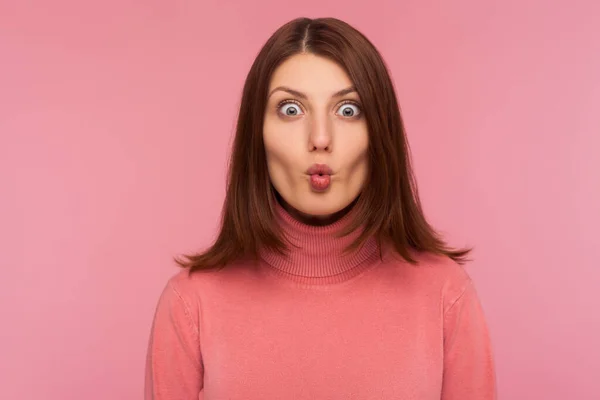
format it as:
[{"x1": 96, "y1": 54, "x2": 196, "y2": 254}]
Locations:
[{"x1": 307, "y1": 113, "x2": 332, "y2": 152}]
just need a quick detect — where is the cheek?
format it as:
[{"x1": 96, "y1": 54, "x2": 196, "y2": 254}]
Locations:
[
  {"x1": 263, "y1": 132, "x2": 302, "y2": 190},
  {"x1": 344, "y1": 132, "x2": 369, "y2": 169},
  {"x1": 264, "y1": 137, "x2": 294, "y2": 169},
  {"x1": 349, "y1": 152, "x2": 369, "y2": 189},
  {"x1": 263, "y1": 120, "x2": 305, "y2": 169},
  {"x1": 343, "y1": 134, "x2": 369, "y2": 189}
]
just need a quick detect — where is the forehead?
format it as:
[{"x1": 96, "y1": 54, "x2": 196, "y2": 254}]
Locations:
[{"x1": 268, "y1": 53, "x2": 354, "y2": 95}]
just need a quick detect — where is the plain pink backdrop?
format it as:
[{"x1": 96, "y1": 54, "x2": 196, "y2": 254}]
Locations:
[{"x1": 1, "y1": 0, "x2": 599, "y2": 399}]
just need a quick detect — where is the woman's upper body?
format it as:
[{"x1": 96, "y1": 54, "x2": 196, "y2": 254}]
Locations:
[
  {"x1": 145, "y1": 17, "x2": 497, "y2": 399},
  {"x1": 145, "y1": 201, "x2": 496, "y2": 399}
]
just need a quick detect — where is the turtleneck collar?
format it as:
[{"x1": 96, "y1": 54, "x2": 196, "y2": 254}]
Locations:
[{"x1": 258, "y1": 201, "x2": 381, "y2": 286}]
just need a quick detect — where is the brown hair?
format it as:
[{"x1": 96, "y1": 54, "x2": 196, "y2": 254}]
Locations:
[{"x1": 177, "y1": 17, "x2": 471, "y2": 273}]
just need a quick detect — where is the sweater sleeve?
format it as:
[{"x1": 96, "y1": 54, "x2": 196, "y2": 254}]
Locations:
[
  {"x1": 441, "y1": 280, "x2": 497, "y2": 400},
  {"x1": 145, "y1": 279, "x2": 204, "y2": 400}
]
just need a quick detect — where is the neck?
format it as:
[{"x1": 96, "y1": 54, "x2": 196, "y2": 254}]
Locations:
[{"x1": 258, "y1": 199, "x2": 381, "y2": 286}]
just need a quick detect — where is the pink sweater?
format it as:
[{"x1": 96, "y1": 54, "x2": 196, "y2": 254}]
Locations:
[{"x1": 145, "y1": 203, "x2": 496, "y2": 399}]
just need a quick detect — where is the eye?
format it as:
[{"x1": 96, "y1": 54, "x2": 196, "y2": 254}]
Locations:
[
  {"x1": 278, "y1": 101, "x2": 304, "y2": 117},
  {"x1": 336, "y1": 101, "x2": 361, "y2": 118}
]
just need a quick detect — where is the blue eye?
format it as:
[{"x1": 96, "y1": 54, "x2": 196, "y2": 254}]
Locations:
[
  {"x1": 336, "y1": 102, "x2": 361, "y2": 118},
  {"x1": 279, "y1": 102, "x2": 304, "y2": 117}
]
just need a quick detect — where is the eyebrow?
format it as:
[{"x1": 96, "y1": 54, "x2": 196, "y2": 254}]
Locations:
[{"x1": 268, "y1": 85, "x2": 357, "y2": 100}]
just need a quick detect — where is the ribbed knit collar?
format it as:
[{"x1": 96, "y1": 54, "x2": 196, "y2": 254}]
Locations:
[{"x1": 258, "y1": 201, "x2": 381, "y2": 286}]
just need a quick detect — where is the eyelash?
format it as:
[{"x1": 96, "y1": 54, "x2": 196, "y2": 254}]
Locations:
[{"x1": 276, "y1": 99, "x2": 362, "y2": 119}]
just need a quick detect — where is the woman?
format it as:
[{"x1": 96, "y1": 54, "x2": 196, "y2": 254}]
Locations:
[{"x1": 145, "y1": 17, "x2": 496, "y2": 399}]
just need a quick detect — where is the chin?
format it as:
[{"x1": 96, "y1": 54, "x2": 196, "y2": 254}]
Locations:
[
  {"x1": 297, "y1": 197, "x2": 350, "y2": 217},
  {"x1": 276, "y1": 186, "x2": 359, "y2": 219}
]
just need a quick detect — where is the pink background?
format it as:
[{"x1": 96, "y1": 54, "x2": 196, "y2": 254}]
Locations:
[{"x1": 1, "y1": 0, "x2": 599, "y2": 398}]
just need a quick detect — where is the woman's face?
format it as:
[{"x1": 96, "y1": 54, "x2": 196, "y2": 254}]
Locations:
[{"x1": 263, "y1": 53, "x2": 369, "y2": 219}]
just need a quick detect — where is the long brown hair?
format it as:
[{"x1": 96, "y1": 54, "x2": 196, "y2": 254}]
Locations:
[{"x1": 177, "y1": 17, "x2": 471, "y2": 274}]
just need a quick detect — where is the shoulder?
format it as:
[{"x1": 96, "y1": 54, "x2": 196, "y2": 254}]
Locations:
[
  {"x1": 382, "y1": 246, "x2": 474, "y2": 311},
  {"x1": 163, "y1": 266, "x2": 223, "y2": 305},
  {"x1": 152, "y1": 266, "x2": 227, "y2": 326},
  {"x1": 162, "y1": 258, "x2": 259, "y2": 304}
]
